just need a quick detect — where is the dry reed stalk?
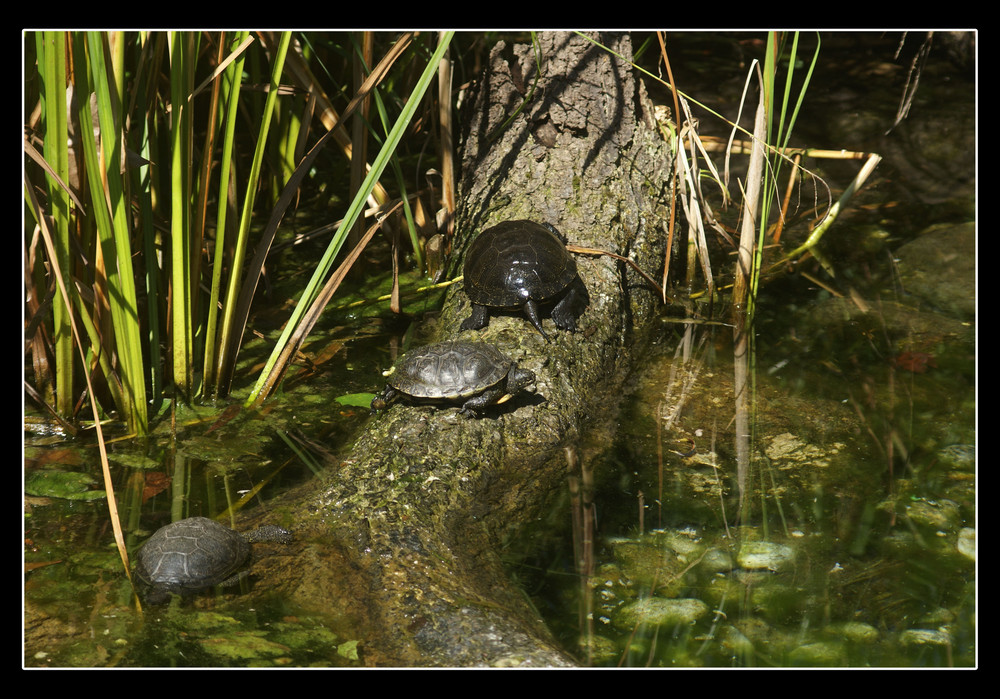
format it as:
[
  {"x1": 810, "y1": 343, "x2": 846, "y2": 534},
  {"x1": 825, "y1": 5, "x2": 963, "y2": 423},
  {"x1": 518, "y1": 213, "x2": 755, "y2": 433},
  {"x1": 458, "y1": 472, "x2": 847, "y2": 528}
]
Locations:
[{"x1": 731, "y1": 72, "x2": 768, "y2": 521}]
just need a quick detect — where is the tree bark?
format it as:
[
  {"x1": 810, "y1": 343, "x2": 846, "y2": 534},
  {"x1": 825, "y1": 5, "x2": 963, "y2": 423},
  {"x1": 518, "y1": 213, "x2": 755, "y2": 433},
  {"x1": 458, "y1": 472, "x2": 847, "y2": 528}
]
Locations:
[{"x1": 258, "y1": 31, "x2": 673, "y2": 667}]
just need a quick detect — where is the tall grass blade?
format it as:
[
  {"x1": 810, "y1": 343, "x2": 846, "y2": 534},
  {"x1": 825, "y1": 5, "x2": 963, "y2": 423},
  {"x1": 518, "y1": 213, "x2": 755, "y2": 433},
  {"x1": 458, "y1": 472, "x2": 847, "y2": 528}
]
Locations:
[
  {"x1": 245, "y1": 31, "x2": 454, "y2": 407},
  {"x1": 251, "y1": 208, "x2": 391, "y2": 400},
  {"x1": 129, "y1": 33, "x2": 165, "y2": 414},
  {"x1": 203, "y1": 32, "x2": 253, "y2": 396},
  {"x1": 210, "y1": 32, "x2": 294, "y2": 397},
  {"x1": 212, "y1": 33, "x2": 413, "y2": 397},
  {"x1": 189, "y1": 34, "x2": 228, "y2": 395},
  {"x1": 34, "y1": 32, "x2": 74, "y2": 417},
  {"x1": 72, "y1": 32, "x2": 148, "y2": 433},
  {"x1": 167, "y1": 31, "x2": 198, "y2": 398}
]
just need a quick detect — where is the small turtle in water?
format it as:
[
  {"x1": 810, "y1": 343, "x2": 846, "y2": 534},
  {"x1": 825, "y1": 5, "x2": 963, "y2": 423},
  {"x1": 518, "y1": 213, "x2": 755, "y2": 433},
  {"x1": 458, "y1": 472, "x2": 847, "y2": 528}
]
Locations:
[
  {"x1": 461, "y1": 220, "x2": 585, "y2": 340},
  {"x1": 134, "y1": 516, "x2": 292, "y2": 603},
  {"x1": 370, "y1": 341, "x2": 535, "y2": 417}
]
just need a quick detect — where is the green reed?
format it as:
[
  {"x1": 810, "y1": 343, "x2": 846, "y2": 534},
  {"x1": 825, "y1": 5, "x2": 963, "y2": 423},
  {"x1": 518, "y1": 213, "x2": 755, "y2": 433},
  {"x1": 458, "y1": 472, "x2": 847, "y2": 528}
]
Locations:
[{"x1": 25, "y1": 31, "x2": 445, "y2": 434}]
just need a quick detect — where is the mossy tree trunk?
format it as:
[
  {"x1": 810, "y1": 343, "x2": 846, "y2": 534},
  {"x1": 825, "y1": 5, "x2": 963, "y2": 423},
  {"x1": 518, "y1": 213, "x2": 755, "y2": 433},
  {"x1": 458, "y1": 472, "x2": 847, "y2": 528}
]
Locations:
[{"x1": 258, "y1": 31, "x2": 673, "y2": 667}]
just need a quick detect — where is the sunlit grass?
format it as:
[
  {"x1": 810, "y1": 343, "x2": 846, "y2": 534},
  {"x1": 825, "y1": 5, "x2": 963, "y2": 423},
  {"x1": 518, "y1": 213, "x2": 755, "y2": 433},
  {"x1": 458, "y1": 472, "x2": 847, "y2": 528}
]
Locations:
[{"x1": 24, "y1": 31, "x2": 448, "y2": 434}]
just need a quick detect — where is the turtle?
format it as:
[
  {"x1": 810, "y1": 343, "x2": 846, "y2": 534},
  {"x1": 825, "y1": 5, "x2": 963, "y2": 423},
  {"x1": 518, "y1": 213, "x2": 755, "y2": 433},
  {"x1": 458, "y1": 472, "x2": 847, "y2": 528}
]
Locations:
[
  {"x1": 369, "y1": 341, "x2": 535, "y2": 417},
  {"x1": 134, "y1": 516, "x2": 292, "y2": 603},
  {"x1": 461, "y1": 220, "x2": 585, "y2": 340}
]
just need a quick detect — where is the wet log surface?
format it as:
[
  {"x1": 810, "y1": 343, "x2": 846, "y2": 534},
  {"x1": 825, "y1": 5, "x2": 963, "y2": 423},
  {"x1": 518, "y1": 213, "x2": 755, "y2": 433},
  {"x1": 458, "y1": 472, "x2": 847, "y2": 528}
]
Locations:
[{"x1": 254, "y1": 31, "x2": 674, "y2": 667}]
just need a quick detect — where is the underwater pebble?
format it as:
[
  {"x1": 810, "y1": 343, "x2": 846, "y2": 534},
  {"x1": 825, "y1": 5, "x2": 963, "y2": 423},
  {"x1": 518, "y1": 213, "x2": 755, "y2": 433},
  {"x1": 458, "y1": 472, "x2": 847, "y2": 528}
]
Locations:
[
  {"x1": 918, "y1": 607, "x2": 955, "y2": 627},
  {"x1": 899, "y1": 628, "x2": 953, "y2": 647},
  {"x1": 788, "y1": 641, "x2": 847, "y2": 667},
  {"x1": 938, "y1": 444, "x2": 975, "y2": 470},
  {"x1": 905, "y1": 498, "x2": 961, "y2": 532},
  {"x1": 697, "y1": 547, "x2": 734, "y2": 575},
  {"x1": 610, "y1": 541, "x2": 686, "y2": 596},
  {"x1": 737, "y1": 541, "x2": 796, "y2": 572},
  {"x1": 613, "y1": 597, "x2": 709, "y2": 630},
  {"x1": 825, "y1": 621, "x2": 880, "y2": 644},
  {"x1": 895, "y1": 221, "x2": 975, "y2": 319},
  {"x1": 658, "y1": 527, "x2": 704, "y2": 556},
  {"x1": 957, "y1": 527, "x2": 975, "y2": 560},
  {"x1": 764, "y1": 433, "x2": 843, "y2": 468},
  {"x1": 718, "y1": 625, "x2": 755, "y2": 656}
]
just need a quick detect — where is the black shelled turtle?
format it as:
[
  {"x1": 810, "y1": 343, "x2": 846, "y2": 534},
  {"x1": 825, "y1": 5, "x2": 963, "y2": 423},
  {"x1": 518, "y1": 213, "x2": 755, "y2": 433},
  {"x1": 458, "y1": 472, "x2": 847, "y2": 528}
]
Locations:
[
  {"x1": 461, "y1": 220, "x2": 584, "y2": 340},
  {"x1": 370, "y1": 341, "x2": 535, "y2": 417},
  {"x1": 134, "y1": 516, "x2": 292, "y2": 603}
]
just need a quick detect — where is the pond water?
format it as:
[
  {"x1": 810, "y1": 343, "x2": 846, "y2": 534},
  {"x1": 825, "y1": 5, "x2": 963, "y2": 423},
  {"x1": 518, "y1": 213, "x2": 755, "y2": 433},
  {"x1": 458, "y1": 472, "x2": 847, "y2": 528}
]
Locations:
[
  {"x1": 24, "y1": 340, "x2": 379, "y2": 667},
  {"x1": 515, "y1": 307, "x2": 974, "y2": 667},
  {"x1": 23, "y1": 31, "x2": 975, "y2": 668},
  {"x1": 509, "y1": 31, "x2": 976, "y2": 667}
]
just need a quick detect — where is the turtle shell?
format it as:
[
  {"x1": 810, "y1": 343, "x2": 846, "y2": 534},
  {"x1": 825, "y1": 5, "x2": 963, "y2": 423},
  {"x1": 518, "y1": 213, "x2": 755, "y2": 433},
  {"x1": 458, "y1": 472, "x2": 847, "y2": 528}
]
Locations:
[
  {"x1": 461, "y1": 220, "x2": 581, "y2": 338},
  {"x1": 370, "y1": 341, "x2": 535, "y2": 416},
  {"x1": 134, "y1": 517, "x2": 291, "y2": 602}
]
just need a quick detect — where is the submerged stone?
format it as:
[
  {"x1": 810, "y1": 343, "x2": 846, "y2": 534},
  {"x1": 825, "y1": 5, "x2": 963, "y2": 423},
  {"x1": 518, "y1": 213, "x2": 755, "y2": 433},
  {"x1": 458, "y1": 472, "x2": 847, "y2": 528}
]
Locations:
[
  {"x1": 613, "y1": 597, "x2": 709, "y2": 630},
  {"x1": 737, "y1": 541, "x2": 796, "y2": 572},
  {"x1": 957, "y1": 527, "x2": 975, "y2": 561},
  {"x1": 788, "y1": 641, "x2": 847, "y2": 667},
  {"x1": 904, "y1": 498, "x2": 962, "y2": 533},
  {"x1": 825, "y1": 621, "x2": 880, "y2": 644},
  {"x1": 899, "y1": 628, "x2": 953, "y2": 647}
]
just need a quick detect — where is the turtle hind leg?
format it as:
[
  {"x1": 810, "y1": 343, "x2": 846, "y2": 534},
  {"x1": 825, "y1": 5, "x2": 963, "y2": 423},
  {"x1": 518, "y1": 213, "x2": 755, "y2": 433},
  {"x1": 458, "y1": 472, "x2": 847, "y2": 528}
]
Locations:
[
  {"x1": 460, "y1": 304, "x2": 491, "y2": 331},
  {"x1": 217, "y1": 570, "x2": 250, "y2": 588}
]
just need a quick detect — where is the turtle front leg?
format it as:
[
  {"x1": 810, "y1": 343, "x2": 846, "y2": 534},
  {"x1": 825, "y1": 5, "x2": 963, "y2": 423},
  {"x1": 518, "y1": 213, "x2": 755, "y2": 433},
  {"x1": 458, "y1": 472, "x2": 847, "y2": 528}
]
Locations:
[
  {"x1": 370, "y1": 385, "x2": 398, "y2": 413},
  {"x1": 459, "y1": 387, "x2": 505, "y2": 417}
]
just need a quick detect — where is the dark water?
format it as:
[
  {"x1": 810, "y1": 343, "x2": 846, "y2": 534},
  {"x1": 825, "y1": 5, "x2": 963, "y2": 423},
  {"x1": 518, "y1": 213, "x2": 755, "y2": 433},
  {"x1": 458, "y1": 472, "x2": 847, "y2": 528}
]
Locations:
[
  {"x1": 511, "y1": 31, "x2": 975, "y2": 667},
  {"x1": 23, "y1": 31, "x2": 975, "y2": 667}
]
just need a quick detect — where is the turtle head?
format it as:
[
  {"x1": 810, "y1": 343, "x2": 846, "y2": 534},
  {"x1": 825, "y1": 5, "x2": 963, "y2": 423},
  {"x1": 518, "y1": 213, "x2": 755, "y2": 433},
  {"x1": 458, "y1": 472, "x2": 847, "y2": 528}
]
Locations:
[{"x1": 505, "y1": 364, "x2": 536, "y2": 397}]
